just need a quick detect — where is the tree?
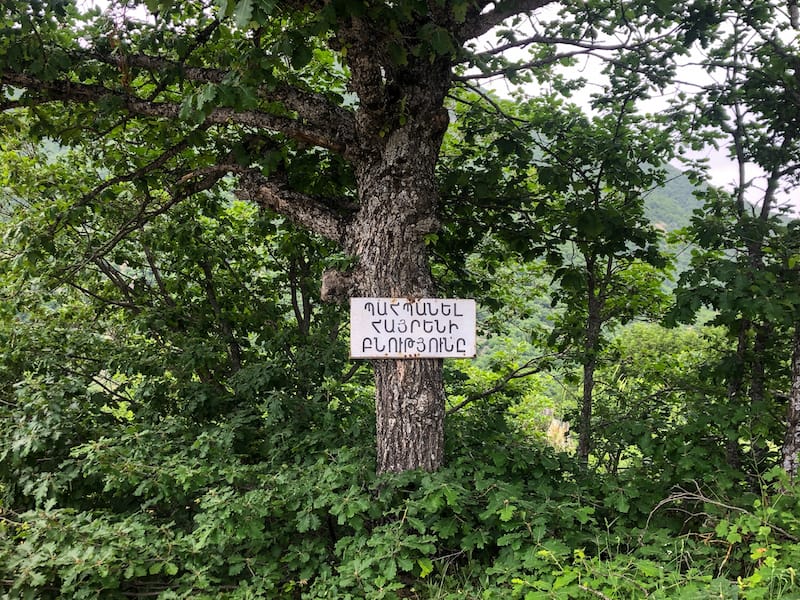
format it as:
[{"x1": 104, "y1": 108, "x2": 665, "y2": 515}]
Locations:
[
  {"x1": 1, "y1": 0, "x2": 698, "y2": 473},
  {"x1": 666, "y1": 1, "x2": 800, "y2": 478},
  {"x1": 518, "y1": 96, "x2": 672, "y2": 463}
]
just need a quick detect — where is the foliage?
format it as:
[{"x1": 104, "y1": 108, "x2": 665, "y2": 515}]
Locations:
[
  {"x1": 3, "y1": 366, "x2": 800, "y2": 599},
  {"x1": 2, "y1": 0, "x2": 800, "y2": 596},
  {"x1": 2, "y1": 142, "x2": 799, "y2": 596},
  {"x1": 663, "y1": 0, "x2": 800, "y2": 479}
]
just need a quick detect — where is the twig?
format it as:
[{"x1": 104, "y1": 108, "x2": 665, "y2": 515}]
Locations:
[
  {"x1": 579, "y1": 584, "x2": 613, "y2": 600},
  {"x1": 647, "y1": 480, "x2": 799, "y2": 542},
  {"x1": 446, "y1": 350, "x2": 567, "y2": 414}
]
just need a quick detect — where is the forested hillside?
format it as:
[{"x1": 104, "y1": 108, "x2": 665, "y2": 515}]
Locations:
[
  {"x1": 2, "y1": 1, "x2": 800, "y2": 599},
  {"x1": 644, "y1": 164, "x2": 703, "y2": 233}
]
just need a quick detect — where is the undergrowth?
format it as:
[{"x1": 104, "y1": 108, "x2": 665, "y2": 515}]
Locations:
[{"x1": 2, "y1": 400, "x2": 799, "y2": 599}]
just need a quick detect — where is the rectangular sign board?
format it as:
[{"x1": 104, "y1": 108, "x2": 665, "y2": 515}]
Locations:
[{"x1": 350, "y1": 297, "x2": 476, "y2": 359}]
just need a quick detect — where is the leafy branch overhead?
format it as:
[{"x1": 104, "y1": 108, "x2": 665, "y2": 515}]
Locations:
[{"x1": 1, "y1": 0, "x2": 693, "y2": 245}]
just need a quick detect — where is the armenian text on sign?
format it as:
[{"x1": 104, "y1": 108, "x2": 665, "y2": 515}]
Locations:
[{"x1": 350, "y1": 298, "x2": 477, "y2": 359}]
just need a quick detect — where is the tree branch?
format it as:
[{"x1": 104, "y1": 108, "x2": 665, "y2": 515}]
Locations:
[
  {"x1": 64, "y1": 123, "x2": 213, "y2": 218},
  {"x1": 142, "y1": 243, "x2": 176, "y2": 308},
  {"x1": 199, "y1": 258, "x2": 243, "y2": 373},
  {"x1": 236, "y1": 170, "x2": 351, "y2": 244},
  {"x1": 96, "y1": 51, "x2": 356, "y2": 141},
  {"x1": 2, "y1": 72, "x2": 355, "y2": 155},
  {"x1": 456, "y1": 29, "x2": 679, "y2": 81},
  {"x1": 57, "y1": 163, "x2": 231, "y2": 284},
  {"x1": 457, "y1": 0, "x2": 557, "y2": 42},
  {"x1": 648, "y1": 481, "x2": 800, "y2": 542},
  {"x1": 446, "y1": 351, "x2": 566, "y2": 414},
  {"x1": 464, "y1": 32, "x2": 641, "y2": 60}
]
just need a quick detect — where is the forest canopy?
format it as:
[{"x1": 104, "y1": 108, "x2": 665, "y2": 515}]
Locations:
[{"x1": 1, "y1": 0, "x2": 800, "y2": 597}]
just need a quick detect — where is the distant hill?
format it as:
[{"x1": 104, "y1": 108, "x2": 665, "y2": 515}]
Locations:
[{"x1": 644, "y1": 163, "x2": 703, "y2": 232}]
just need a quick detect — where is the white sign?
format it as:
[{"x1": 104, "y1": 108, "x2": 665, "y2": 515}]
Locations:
[{"x1": 350, "y1": 298, "x2": 477, "y2": 359}]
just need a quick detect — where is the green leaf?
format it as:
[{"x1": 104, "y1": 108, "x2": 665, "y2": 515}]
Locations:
[
  {"x1": 451, "y1": 0, "x2": 468, "y2": 23},
  {"x1": 553, "y1": 569, "x2": 578, "y2": 589},
  {"x1": 233, "y1": 0, "x2": 254, "y2": 27},
  {"x1": 418, "y1": 557, "x2": 434, "y2": 578},
  {"x1": 420, "y1": 24, "x2": 455, "y2": 56},
  {"x1": 387, "y1": 41, "x2": 408, "y2": 66},
  {"x1": 196, "y1": 84, "x2": 217, "y2": 110},
  {"x1": 576, "y1": 210, "x2": 605, "y2": 238},
  {"x1": 291, "y1": 42, "x2": 314, "y2": 70},
  {"x1": 653, "y1": 0, "x2": 673, "y2": 15},
  {"x1": 499, "y1": 503, "x2": 516, "y2": 521}
]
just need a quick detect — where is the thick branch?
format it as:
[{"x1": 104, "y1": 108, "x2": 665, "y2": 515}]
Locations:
[
  {"x1": 2, "y1": 72, "x2": 354, "y2": 155},
  {"x1": 236, "y1": 170, "x2": 350, "y2": 244},
  {"x1": 455, "y1": 49, "x2": 597, "y2": 81},
  {"x1": 99, "y1": 52, "x2": 355, "y2": 139},
  {"x1": 458, "y1": 0, "x2": 557, "y2": 42},
  {"x1": 463, "y1": 32, "x2": 641, "y2": 60}
]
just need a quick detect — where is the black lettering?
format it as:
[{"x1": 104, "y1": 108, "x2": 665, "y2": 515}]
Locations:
[
  {"x1": 457, "y1": 338, "x2": 467, "y2": 353},
  {"x1": 371, "y1": 320, "x2": 382, "y2": 333}
]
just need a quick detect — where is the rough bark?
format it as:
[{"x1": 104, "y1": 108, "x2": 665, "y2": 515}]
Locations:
[
  {"x1": 782, "y1": 327, "x2": 800, "y2": 479},
  {"x1": 339, "y1": 44, "x2": 452, "y2": 473}
]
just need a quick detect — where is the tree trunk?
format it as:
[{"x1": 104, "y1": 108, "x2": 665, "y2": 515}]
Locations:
[
  {"x1": 782, "y1": 327, "x2": 800, "y2": 479},
  {"x1": 724, "y1": 318, "x2": 749, "y2": 471},
  {"x1": 373, "y1": 359, "x2": 445, "y2": 472},
  {"x1": 578, "y1": 264, "x2": 603, "y2": 465},
  {"x1": 749, "y1": 323, "x2": 771, "y2": 473},
  {"x1": 353, "y1": 141, "x2": 446, "y2": 473},
  {"x1": 578, "y1": 351, "x2": 597, "y2": 465},
  {"x1": 356, "y1": 138, "x2": 447, "y2": 473},
  {"x1": 340, "y1": 47, "x2": 452, "y2": 473}
]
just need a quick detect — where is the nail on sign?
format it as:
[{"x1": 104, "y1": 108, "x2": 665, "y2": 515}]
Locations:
[{"x1": 350, "y1": 298, "x2": 477, "y2": 359}]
